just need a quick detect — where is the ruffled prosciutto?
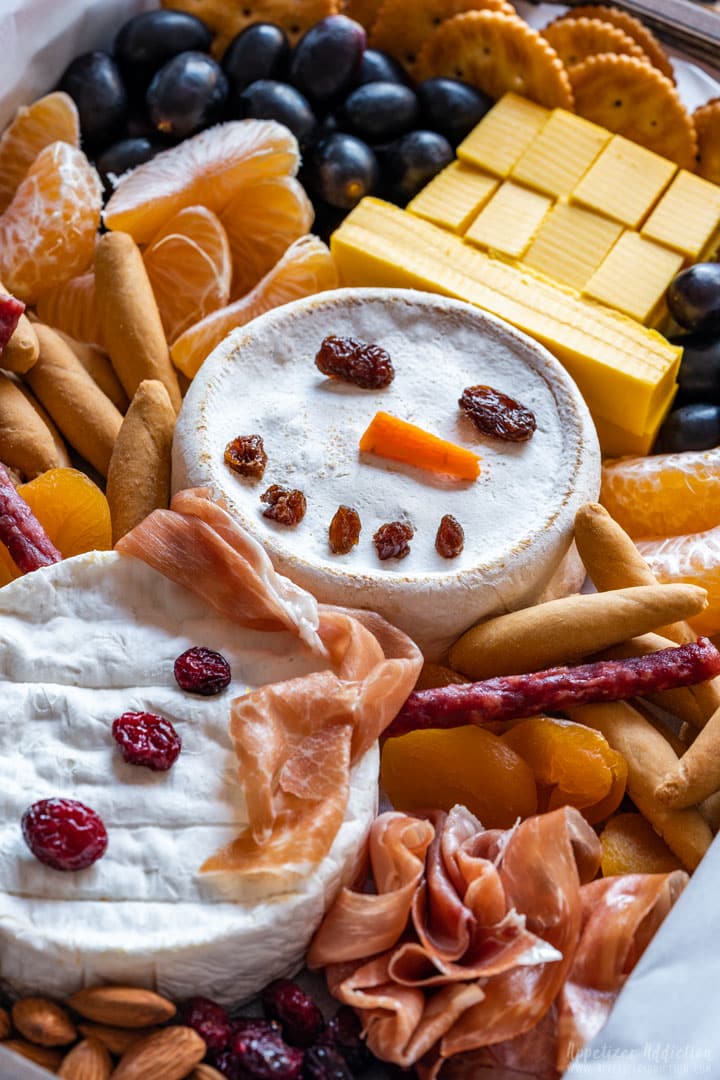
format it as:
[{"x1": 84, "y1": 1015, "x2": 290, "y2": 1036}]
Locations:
[
  {"x1": 309, "y1": 806, "x2": 686, "y2": 1076},
  {"x1": 116, "y1": 488, "x2": 422, "y2": 875}
]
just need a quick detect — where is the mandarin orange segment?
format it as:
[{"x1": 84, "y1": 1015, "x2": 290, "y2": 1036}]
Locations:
[
  {"x1": 600, "y1": 812, "x2": 683, "y2": 875},
  {"x1": 0, "y1": 92, "x2": 80, "y2": 213},
  {"x1": 18, "y1": 468, "x2": 111, "y2": 556},
  {"x1": 103, "y1": 120, "x2": 300, "y2": 244},
  {"x1": 143, "y1": 205, "x2": 232, "y2": 342},
  {"x1": 221, "y1": 175, "x2": 314, "y2": 299},
  {"x1": 381, "y1": 725, "x2": 538, "y2": 828},
  {"x1": 601, "y1": 446, "x2": 720, "y2": 540},
  {"x1": 637, "y1": 524, "x2": 720, "y2": 636},
  {"x1": 35, "y1": 271, "x2": 102, "y2": 347},
  {"x1": 502, "y1": 716, "x2": 627, "y2": 824},
  {"x1": 0, "y1": 142, "x2": 102, "y2": 303},
  {"x1": 170, "y1": 234, "x2": 338, "y2": 378}
]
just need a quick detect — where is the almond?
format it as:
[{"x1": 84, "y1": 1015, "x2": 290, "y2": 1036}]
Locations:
[
  {"x1": 66, "y1": 986, "x2": 176, "y2": 1028},
  {"x1": 0, "y1": 1006, "x2": 10, "y2": 1039},
  {"x1": 112, "y1": 1026, "x2": 206, "y2": 1080},
  {"x1": 190, "y1": 1066, "x2": 226, "y2": 1080},
  {"x1": 3, "y1": 1038, "x2": 64, "y2": 1071},
  {"x1": 58, "y1": 1038, "x2": 112, "y2": 1079},
  {"x1": 12, "y1": 998, "x2": 77, "y2": 1047},
  {"x1": 76, "y1": 1022, "x2": 161, "y2": 1056}
]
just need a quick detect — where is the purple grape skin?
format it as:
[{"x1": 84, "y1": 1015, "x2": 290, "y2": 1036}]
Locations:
[{"x1": 289, "y1": 16, "x2": 366, "y2": 107}]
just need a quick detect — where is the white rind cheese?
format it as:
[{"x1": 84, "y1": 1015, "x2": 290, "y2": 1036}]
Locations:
[
  {"x1": 173, "y1": 289, "x2": 601, "y2": 657},
  {"x1": 0, "y1": 550, "x2": 378, "y2": 1004}
]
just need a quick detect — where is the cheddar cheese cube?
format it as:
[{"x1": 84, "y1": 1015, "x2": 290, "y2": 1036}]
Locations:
[
  {"x1": 593, "y1": 384, "x2": 677, "y2": 457},
  {"x1": 572, "y1": 136, "x2": 676, "y2": 228},
  {"x1": 584, "y1": 231, "x2": 684, "y2": 324},
  {"x1": 407, "y1": 161, "x2": 499, "y2": 234},
  {"x1": 457, "y1": 92, "x2": 549, "y2": 178},
  {"x1": 464, "y1": 181, "x2": 552, "y2": 259},
  {"x1": 641, "y1": 169, "x2": 720, "y2": 259},
  {"x1": 511, "y1": 109, "x2": 610, "y2": 197},
  {"x1": 522, "y1": 201, "x2": 623, "y2": 290}
]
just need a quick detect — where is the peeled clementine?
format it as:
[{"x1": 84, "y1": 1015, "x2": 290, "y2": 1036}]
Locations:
[
  {"x1": 637, "y1": 524, "x2": 720, "y2": 636},
  {"x1": 0, "y1": 92, "x2": 80, "y2": 213},
  {"x1": 35, "y1": 271, "x2": 102, "y2": 347}
]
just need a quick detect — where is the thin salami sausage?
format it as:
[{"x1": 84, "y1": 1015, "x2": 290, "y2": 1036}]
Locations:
[{"x1": 0, "y1": 463, "x2": 61, "y2": 572}]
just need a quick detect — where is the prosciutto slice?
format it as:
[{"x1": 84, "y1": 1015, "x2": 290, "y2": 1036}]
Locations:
[{"x1": 116, "y1": 488, "x2": 423, "y2": 876}]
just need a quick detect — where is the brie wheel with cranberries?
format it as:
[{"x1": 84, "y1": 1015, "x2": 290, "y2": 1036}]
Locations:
[
  {"x1": 0, "y1": 551, "x2": 377, "y2": 1004},
  {"x1": 173, "y1": 289, "x2": 601, "y2": 658}
]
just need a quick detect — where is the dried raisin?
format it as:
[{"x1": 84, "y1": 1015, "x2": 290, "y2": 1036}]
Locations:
[
  {"x1": 261, "y1": 485, "x2": 306, "y2": 526},
  {"x1": 328, "y1": 505, "x2": 361, "y2": 554},
  {"x1": 373, "y1": 521, "x2": 413, "y2": 560},
  {"x1": 459, "y1": 385, "x2": 536, "y2": 442},
  {"x1": 435, "y1": 514, "x2": 464, "y2": 558},
  {"x1": 224, "y1": 434, "x2": 268, "y2": 480},
  {"x1": 315, "y1": 335, "x2": 394, "y2": 389}
]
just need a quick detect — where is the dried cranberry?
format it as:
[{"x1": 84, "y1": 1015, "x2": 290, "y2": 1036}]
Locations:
[
  {"x1": 112, "y1": 711, "x2": 181, "y2": 771},
  {"x1": 459, "y1": 385, "x2": 536, "y2": 442},
  {"x1": 262, "y1": 979, "x2": 324, "y2": 1048},
  {"x1": 261, "y1": 485, "x2": 306, "y2": 527},
  {"x1": 174, "y1": 646, "x2": 232, "y2": 696},
  {"x1": 320, "y1": 1008, "x2": 371, "y2": 1073},
  {"x1": 435, "y1": 514, "x2": 464, "y2": 558},
  {"x1": 225, "y1": 434, "x2": 268, "y2": 480},
  {"x1": 179, "y1": 996, "x2": 231, "y2": 1052},
  {"x1": 373, "y1": 521, "x2": 413, "y2": 560},
  {"x1": 231, "y1": 1018, "x2": 282, "y2": 1039},
  {"x1": 303, "y1": 1045, "x2": 353, "y2": 1079},
  {"x1": 21, "y1": 798, "x2": 108, "y2": 872},
  {"x1": 213, "y1": 1049, "x2": 241, "y2": 1079},
  {"x1": 231, "y1": 1024, "x2": 304, "y2": 1080},
  {"x1": 328, "y1": 505, "x2": 361, "y2": 555},
  {"x1": 315, "y1": 335, "x2": 394, "y2": 389}
]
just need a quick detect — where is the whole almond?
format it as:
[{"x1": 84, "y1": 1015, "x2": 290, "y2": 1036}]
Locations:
[
  {"x1": 112, "y1": 1026, "x2": 206, "y2": 1080},
  {"x1": 58, "y1": 1038, "x2": 112, "y2": 1079},
  {"x1": 190, "y1": 1066, "x2": 226, "y2": 1080},
  {"x1": 12, "y1": 998, "x2": 76, "y2": 1047},
  {"x1": 3, "y1": 1038, "x2": 64, "y2": 1071},
  {"x1": 66, "y1": 987, "x2": 175, "y2": 1028},
  {"x1": 76, "y1": 1022, "x2": 160, "y2": 1057},
  {"x1": 0, "y1": 1006, "x2": 10, "y2": 1038}
]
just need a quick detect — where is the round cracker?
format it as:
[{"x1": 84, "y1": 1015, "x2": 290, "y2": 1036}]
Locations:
[
  {"x1": 344, "y1": 0, "x2": 385, "y2": 30},
  {"x1": 554, "y1": 4, "x2": 674, "y2": 81},
  {"x1": 694, "y1": 98, "x2": 720, "y2": 184},
  {"x1": 160, "y1": 0, "x2": 340, "y2": 51},
  {"x1": 569, "y1": 54, "x2": 696, "y2": 170},
  {"x1": 370, "y1": 0, "x2": 514, "y2": 76},
  {"x1": 417, "y1": 11, "x2": 574, "y2": 110},
  {"x1": 542, "y1": 17, "x2": 647, "y2": 70}
]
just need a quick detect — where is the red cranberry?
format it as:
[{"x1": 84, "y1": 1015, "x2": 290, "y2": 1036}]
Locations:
[
  {"x1": 231, "y1": 1025, "x2": 304, "y2": 1080},
  {"x1": 231, "y1": 1018, "x2": 281, "y2": 1039},
  {"x1": 112, "y1": 711, "x2": 181, "y2": 771},
  {"x1": 303, "y1": 1044, "x2": 353, "y2": 1079},
  {"x1": 213, "y1": 1049, "x2": 241, "y2": 1079},
  {"x1": 262, "y1": 979, "x2": 324, "y2": 1048},
  {"x1": 21, "y1": 798, "x2": 108, "y2": 871},
  {"x1": 179, "y1": 996, "x2": 231, "y2": 1052},
  {"x1": 174, "y1": 646, "x2": 232, "y2": 695},
  {"x1": 320, "y1": 1008, "x2": 371, "y2": 1072}
]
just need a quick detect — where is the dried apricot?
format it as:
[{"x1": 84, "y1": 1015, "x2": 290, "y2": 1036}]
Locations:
[
  {"x1": 502, "y1": 715, "x2": 627, "y2": 824},
  {"x1": 600, "y1": 812, "x2": 682, "y2": 876},
  {"x1": 380, "y1": 725, "x2": 538, "y2": 828}
]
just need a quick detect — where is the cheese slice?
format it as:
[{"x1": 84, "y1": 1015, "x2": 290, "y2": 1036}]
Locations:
[
  {"x1": 407, "y1": 161, "x2": 498, "y2": 234},
  {"x1": 641, "y1": 169, "x2": 720, "y2": 259},
  {"x1": 584, "y1": 232, "x2": 684, "y2": 324},
  {"x1": 522, "y1": 201, "x2": 624, "y2": 291},
  {"x1": 465, "y1": 181, "x2": 552, "y2": 259},
  {"x1": 511, "y1": 109, "x2": 610, "y2": 198},
  {"x1": 572, "y1": 136, "x2": 677, "y2": 228},
  {"x1": 457, "y1": 92, "x2": 550, "y2": 177}
]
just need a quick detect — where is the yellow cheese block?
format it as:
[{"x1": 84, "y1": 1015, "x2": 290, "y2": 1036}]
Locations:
[
  {"x1": 407, "y1": 161, "x2": 499, "y2": 234},
  {"x1": 464, "y1": 181, "x2": 552, "y2": 259},
  {"x1": 641, "y1": 169, "x2": 720, "y2": 259},
  {"x1": 331, "y1": 198, "x2": 681, "y2": 437},
  {"x1": 584, "y1": 231, "x2": 684, "y2": 324},
  {"x1": 593, "y1": 384, "x2": 678, "y2": 457},
  {"x1": 572, "y1": 135, "x2": 676, "y2": 229},
  {"x1": 457, "y1": 92, "x2": 549, "y2": 178},
  {"x1": 511, "y1": 109, "x2": 610, "y2": 198},
  {"x1": 522, "y1": 201, "x2": 624, "y2": 290}
]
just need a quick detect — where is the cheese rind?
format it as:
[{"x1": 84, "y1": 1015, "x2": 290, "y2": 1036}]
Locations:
[
  {"x1": 641, "y1": 169, "x2": 720, "y2": 259},
  {"x1": 457, "y1": 92, "x2": 549, "y2": 177},
  {"x1": 407, "y1": 161, "x2": 498, "y2": 234},
  {"x1": 511, "y1": 109, "x2": 610, "y2": 197},
  {"x1": 572, "y1": 135, "x2": 677, "y2": 228},
  {"x1": 522, "y1": 201, "x2": 624, "y2": 290},
  {"x1": 465, "y1": 181, "x2": 552, "y2": 259}
]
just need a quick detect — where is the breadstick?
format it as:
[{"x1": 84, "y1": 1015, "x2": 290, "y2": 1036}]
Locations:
[
  {"x1": 0, "y1": 280, "x2": 38, "y2": 375},
  {"x1": 0, "y1": 373, "x2": 69, "y2": 478},
  {"x1": 599, "y1": 633, "x2": 707, "y2": 729},
  {"x1": 25, "y1": 323, "x2": 123, "y2": 476},
  {"x1": 699, "y1": 790, "x2": 720, "y2": 833},
  {"x1": 448, "y1": 584, "x2": 708, "y2": 679},
  {"x1": 55, "y1": 330, "x2": 129, "y2": 413},
  {"x1": 655, "y1": 704, "x2": 720, "y2": 808},
  {"x1": 17, "y1": 384, "x2": 71, "y2": 472},
  {"x1": 565, "y1": 701, "x2": 712, "y2": 871},
  {"x1": 95, "y1": 232, "x2": 181, "y2": 412},
  {"x1": 107, "y1": 379, "x2": 176, "y2": 544}
]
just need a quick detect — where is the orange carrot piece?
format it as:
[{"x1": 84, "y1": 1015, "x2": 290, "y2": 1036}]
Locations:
[{"x1": 359, "y1": 411, "x2": 480, "y2": 481}]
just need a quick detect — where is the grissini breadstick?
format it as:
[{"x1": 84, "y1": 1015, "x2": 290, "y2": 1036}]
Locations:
[
  {"x1": 0, "y1": 294, "x2": 38, "y2": 374},
  {"x1": 655, "y1": 705, "x2": 720, "y2": 809},
  {"x1": 17, "y1": 384, "x2": 71, "y2": 472},
  {"x1": 448, "y1": 583, "x2": 708, "y2": 679},
  {"x1": 55, "y1": 330, "x2": 129, "y2": 413},
  {"x1": 107, "y1": 379, "x2": 176, "y2": 544},
  {"x1": 0, "y1": 373, "x2": 69, "y2": 477},
  {"x1": 95, "y1": 231, "x2": 181, "y2": 412},
  {"x1": 565, "y1": 701, "x2": 712, "y2": 871},
  {"x1": 699, "y1": 790, "x2": 720, "y2": 833},
  {"x1": 599, "y1": 633, "x2": 707, "y2": 729},
  {"x1": 25, "y1": 323, "x2": 123, "y2": 477}
]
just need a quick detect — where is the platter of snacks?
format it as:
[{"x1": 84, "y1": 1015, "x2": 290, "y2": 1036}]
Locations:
[{"x1": 0, "y1": 0, "x2": 719, "y2": 1078}]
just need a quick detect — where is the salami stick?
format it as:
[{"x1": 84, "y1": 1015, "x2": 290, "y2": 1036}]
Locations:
[
  {"x1": 0, "y1": 464, "x2": 61, "y2": 572},
  {"x1": 387, "y1": 640, "x2": 720, "y2": 738}
]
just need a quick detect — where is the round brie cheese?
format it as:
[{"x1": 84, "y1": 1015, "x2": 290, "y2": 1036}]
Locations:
[
  {"x1": 0, "y1": 551, "x2": 378, "y2": 1004},
  {"x1": 173, "y1": 289, "x2": 601, "y2": 657}
]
